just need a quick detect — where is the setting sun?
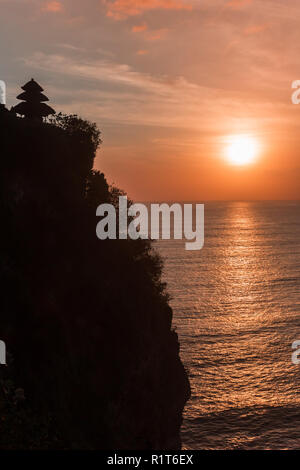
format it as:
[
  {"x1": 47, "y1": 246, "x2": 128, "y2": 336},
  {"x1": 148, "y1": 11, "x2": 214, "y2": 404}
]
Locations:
[{"x1": 225, "y1": 135, "x2": 259, "y2": 166}]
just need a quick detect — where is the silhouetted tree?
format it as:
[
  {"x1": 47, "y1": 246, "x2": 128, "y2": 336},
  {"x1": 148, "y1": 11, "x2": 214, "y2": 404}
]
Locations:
[{"x1": 48, "y1": 113, "x2": 102, "y2": 196}]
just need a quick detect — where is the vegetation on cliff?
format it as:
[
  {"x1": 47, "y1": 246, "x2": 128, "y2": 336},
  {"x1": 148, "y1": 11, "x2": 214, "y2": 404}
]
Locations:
[{"x1": 0, "y1": 105, "x2": 190, "y2": 449}]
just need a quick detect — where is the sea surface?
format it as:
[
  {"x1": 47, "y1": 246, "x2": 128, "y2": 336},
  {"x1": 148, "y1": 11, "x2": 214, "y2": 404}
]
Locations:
[{"x1": 156, "y1": 201, "x2": 300, "y2": 450}]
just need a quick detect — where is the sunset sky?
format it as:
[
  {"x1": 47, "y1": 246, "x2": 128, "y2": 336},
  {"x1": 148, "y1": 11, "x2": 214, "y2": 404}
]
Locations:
[{"x1": 1, "y1": 0, "x2": 300, "y2": 200}]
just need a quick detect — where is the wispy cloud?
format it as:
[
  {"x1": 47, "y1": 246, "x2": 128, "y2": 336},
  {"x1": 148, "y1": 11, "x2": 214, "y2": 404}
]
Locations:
[
  {"x1": 244, "y1": 24, "x2": 268, "y2": 35},
  {"x1": 131, "y1": 23, "x2": 148, "y2": 33},
  {"x1": 20, "y1": 51, "x2": 283, "y2": 137},
  {"x1": 19, "y1": 51, "x2": 221, "y2": 129},
  {"x1": 22, "y1": 52, "x2": 199, "y2": 97},
  {"x1": 104, "y1": 0, "x2": 193, "y2": 20},
  {"x1": 226, "y1": 0, "x2": 252, "y2": 9},
  {"x1": 137, "y1": 49, "x2": 149, "y2": 55},
  {"x1": 42, "y1": 1, "x2": 64, "y2": 13},
  {"x1": 146, "y1": 28, "x2": 168, "y2": 40},
  {"x1": 131, "y1": 22, "x2": 168, "y2": 41}
]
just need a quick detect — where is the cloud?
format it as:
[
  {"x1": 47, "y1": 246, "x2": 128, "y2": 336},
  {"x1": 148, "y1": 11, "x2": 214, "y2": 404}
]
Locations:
[
  {"x1": 146, "y1": 28, "x2": 168, "y2": 40},
  {"x1": 131, "y1": 23, "x2": 167, "y2": 41},
  {"x1": 21, "y1": 52, "x2": 199, "y2": 97},
  {"x1": 132, "y1": 23, "x2": 148, "y2": 32},
  {"x1": 137, "y1": 49, "x2": 148, "y2": 55},
  {"x1": 20, "y1": 51, "x2": 219, "y2": 127},
  {"x1": 43, "y1": 1, "x2": 63, "y2": 12},
  {"x1": 20, "y1": 51, "x2": 280, "y2": 137},
  {"x1": 226, "y1": 0, "x2": 252, "y2": 9},
  {"x1": 244, "y1": 24, "x2": 268, "y2": 35},
  {"x1": 104, "y1": 0, "x2": 192, "y2": 20}
]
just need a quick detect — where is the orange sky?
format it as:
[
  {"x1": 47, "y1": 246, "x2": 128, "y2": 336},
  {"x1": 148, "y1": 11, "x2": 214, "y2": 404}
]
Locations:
[{"x1": 1, "y1": 0, "x2": 300, "y2": 200}]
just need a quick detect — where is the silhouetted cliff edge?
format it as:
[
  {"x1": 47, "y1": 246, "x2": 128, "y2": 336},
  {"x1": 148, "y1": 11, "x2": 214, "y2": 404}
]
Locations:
[{"x1": 0, "y1": 107, "x2": 190, "y2": 449}]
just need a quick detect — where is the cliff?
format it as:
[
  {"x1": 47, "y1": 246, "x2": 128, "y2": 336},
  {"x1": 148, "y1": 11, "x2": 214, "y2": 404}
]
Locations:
[{"x1": 0, "y1": 107, "x2": 190, "y2": 449}]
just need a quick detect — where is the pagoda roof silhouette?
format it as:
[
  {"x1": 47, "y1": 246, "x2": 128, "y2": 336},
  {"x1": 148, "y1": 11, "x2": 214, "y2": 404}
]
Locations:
[
  {"x1": 17, "y1": 91, "x2": 49, "y2": 102},
  {"x1": 13, "y1": 78, "x2": 55, "y2": 120},
  {"x1": 22, "y1": 79, "x2": 44, "y2": 92}
]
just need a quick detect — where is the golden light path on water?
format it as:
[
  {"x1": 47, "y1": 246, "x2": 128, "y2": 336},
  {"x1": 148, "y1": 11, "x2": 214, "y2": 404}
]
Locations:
[{"x1": 157, "y1": 202, "x2": 300, "y2": 449}]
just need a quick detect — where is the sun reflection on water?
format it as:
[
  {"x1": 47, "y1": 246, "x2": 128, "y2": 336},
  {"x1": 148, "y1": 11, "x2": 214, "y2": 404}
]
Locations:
[{"x1": 157, "y1": 202, "x2": 300, "y2": 449}]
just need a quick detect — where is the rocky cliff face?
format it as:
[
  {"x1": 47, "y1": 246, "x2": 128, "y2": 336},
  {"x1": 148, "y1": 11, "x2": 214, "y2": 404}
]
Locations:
[{"x1": 0, "y1": 108, "x2": 190, "y2": 449}]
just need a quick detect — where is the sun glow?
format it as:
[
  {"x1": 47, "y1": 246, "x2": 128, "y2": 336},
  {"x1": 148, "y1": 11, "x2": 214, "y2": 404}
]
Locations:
[{"x1": 225, "y1": 135, "x2": 259, "y2": 166}]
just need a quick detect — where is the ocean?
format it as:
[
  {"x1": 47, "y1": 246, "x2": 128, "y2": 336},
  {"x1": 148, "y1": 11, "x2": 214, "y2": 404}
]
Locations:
[{"x1": 156, "y1": 201, "x2": 300, "y2": 450}]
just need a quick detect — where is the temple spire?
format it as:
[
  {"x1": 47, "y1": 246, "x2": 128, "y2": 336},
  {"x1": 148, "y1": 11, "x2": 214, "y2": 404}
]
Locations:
[{"x1": 12, "y1": 79, "x2": 55, "y2": 121}]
